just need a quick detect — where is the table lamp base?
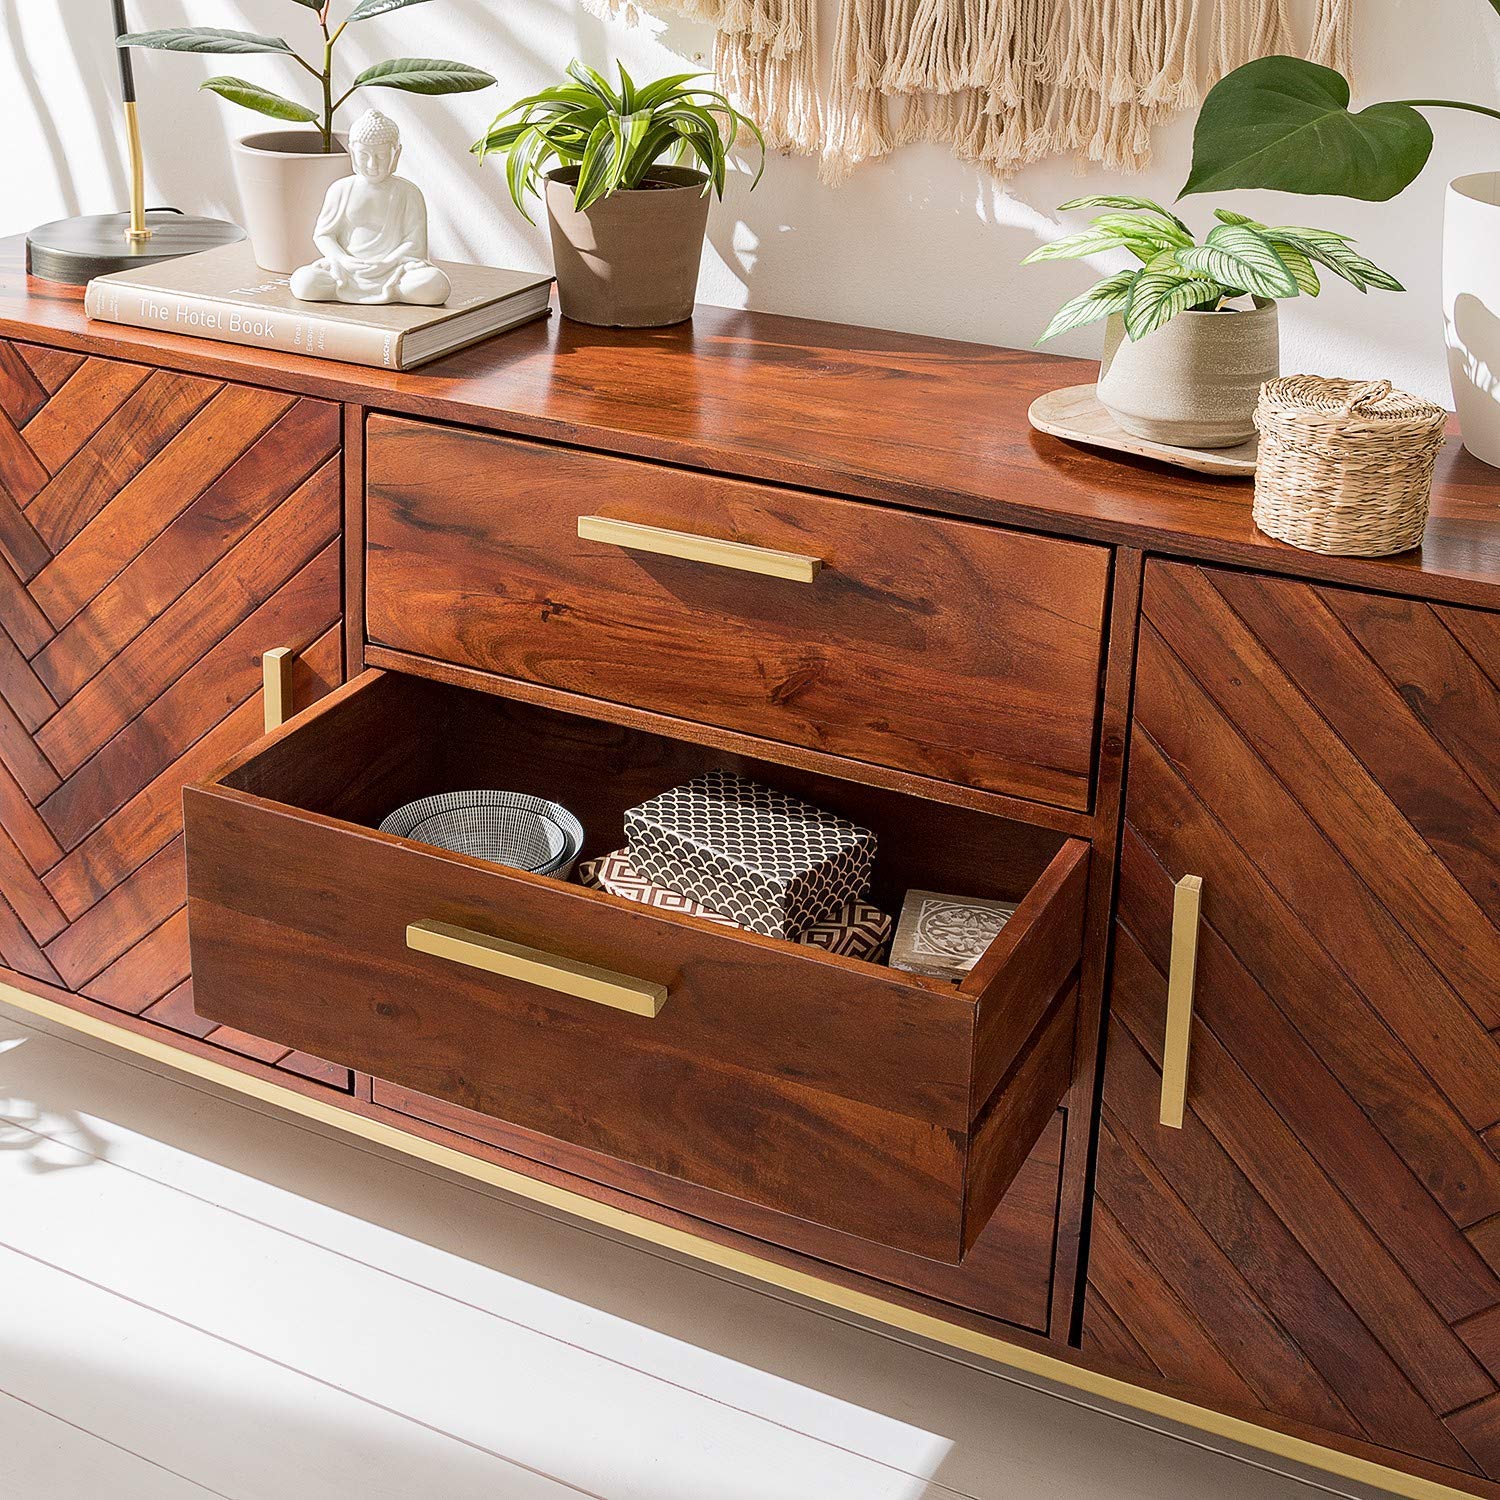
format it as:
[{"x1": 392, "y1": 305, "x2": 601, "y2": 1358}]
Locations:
[{"x1": 26, "y1": 210, "x2": 246, "y2": 286}]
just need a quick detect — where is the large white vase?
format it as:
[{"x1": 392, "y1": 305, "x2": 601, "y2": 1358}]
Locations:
[
  {"x1": 1443, "y1": 172, "x2": 1500, "y2": 467},
  {"x1": 231, "y1": 130, "x2": 350, "y2": 274}
]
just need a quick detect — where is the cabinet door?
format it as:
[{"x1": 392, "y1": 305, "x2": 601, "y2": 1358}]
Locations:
[
  {"x1": 0, "y1": 339, "x2": 343, "y2": 1030},
  {"x1": 1084, "y1": 560, "x2": 1500, "y2": 1483}
]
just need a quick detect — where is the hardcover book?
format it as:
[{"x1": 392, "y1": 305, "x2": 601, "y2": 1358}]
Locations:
[{"x1": 84, "y1": 243, "x2": 553, "y2": 371}]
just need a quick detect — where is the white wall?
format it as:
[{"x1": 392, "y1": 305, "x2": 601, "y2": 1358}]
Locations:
[{"x1": 3, "y1": 0, "x2": 1495, "y2": 401}]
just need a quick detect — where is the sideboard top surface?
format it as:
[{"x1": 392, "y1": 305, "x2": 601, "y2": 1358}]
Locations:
[{"x1": 3, "y1": 236, "x2": 1497, "y2": 607}]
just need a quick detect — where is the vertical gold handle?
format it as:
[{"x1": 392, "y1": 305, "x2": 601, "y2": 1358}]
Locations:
[
  {"x1": 262, "y1": 648, "x2": 294, "y2": 733},
  {"x1": 1159, "y1": 874, "x2": 1203, "y2": 1129}
]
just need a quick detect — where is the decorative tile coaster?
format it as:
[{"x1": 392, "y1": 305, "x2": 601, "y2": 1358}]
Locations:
[
  {"x1": 889, "y1": 888, "x2": 1019, "y2": 982},
  {"x1": 623, "y1": 770, "x2": 876, "y2": 940},
  {"x1": 578, "y1": 850, "x2": 891, "y2": 960}
]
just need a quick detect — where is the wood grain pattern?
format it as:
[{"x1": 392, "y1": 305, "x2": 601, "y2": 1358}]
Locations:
[
  {"x1": 0, "y1": 339, "x2": 345, "y2": 1091},
  {"x1": 365, "y1": 417, "x2": 1111, "y2": 811},
  {"x1": 1084, "y1": 559, "x2": 1500, "y2": 1481},
  {"x1": 376, "y1": 1076, "x2": 1068, "y2": 1333},
  {"x1": 2, "y1": 244, "x2": 1497, "y2": 611},
  {"x1": 184, "y1": 669, "x2": 1085, "y2": 1261}
]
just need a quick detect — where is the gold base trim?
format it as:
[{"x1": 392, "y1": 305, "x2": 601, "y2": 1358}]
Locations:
[{"x1": 0, "y1": 978, "x2": 1476, "y2": 1500}]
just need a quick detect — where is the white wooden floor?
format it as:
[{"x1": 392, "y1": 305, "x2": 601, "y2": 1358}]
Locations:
[{"x1": 0, "y1": 997, "x2": 1396, "y2": 1500}]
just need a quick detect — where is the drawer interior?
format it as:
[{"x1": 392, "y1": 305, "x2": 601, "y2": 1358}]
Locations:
[
  {"x1": 221, "y1": 670, "x2": 1073, "y2": 970},
  {"x1": 194, "y1": 667, "x2": 1088, "y2": 1257}
]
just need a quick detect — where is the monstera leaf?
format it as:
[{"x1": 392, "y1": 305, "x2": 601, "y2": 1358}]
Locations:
[{"x1": 1182, "y1": 57, "x2": 1435, "y2": 202}]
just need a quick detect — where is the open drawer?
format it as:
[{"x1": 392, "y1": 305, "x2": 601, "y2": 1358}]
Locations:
[{"x1": 184, "y1": 670, "x2": 1089, "y2": 1262}]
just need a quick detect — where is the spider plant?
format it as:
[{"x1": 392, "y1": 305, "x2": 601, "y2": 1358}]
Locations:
[
  {"x1": 1024, "y1": 196, "x2": 1402, "y2": 344},
  {"x1": 473, "y1": 61, "x2": 765, "y2": 223},
  {"x1": 121, "y1": 1, "x2": 495, "y2": 154}
]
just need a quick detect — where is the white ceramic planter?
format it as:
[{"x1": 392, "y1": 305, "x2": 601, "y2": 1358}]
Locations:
[
  {"x1": 1444, "y1": 172, "x2": 1500, "y2": 469},
  {"x1": 1096, "y1": 298, "x2": 1280, "y2": 449},
  {"x1": 231, "y1": 131, "x2": 350, "y2": 273}
]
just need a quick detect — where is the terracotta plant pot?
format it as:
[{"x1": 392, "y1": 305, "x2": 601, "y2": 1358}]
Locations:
[
  {"x1": 543, "y1": 166, "x2": 711, "y2": 328},
  {"x1": 232, "y1": 131, "x2": 350, "y2": 274},
  {"x1": 1096, "y1": 298, "x2": 1280, "y2": 449}
]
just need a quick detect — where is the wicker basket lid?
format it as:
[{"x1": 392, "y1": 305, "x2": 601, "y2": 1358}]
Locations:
[{"x1": 1257, "y1": 375, "x2": 1446, "y2": 435}]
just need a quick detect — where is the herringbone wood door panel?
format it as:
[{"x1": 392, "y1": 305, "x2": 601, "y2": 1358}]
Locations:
[
  {"x1": 0, "y1": 340, "x2": 347, "y2": 1088},
  {"x1": 1084, "y1": 560, "x2": 1500, "y2": 1483}
]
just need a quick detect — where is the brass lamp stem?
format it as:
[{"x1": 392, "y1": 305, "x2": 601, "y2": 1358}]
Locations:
[
  {"x1": 123, "y1": 101, "x2": 150, "y2": 244},
  {"x1": 115, "y1": 0, "x2": 151, "y2": 246}
]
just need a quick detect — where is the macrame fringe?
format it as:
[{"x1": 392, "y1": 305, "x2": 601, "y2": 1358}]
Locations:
[
  {"x1": 1212, "y1": 0, "x2": 1294, "y2": 78},
  {"x1": 1307, "y1": 0, "x2": 1356, "y2": 78},
  {"x1": 580, "y1": 0, "x2": 1356, "y2": 184}
]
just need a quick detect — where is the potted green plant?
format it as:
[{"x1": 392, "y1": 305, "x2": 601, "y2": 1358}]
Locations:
[
  {"x1": 1180, "y1": 29, "x2": 1500, "y2": 464},
  {"x1": 121, "y1": 3, "x2": 494, "y2": 273},
  {"x1": 473, "y1": 62, "x2": 764, "y2": 328},
  {"x1": 1025, "y1": 197, "x2": 1400, "y2": 449}
]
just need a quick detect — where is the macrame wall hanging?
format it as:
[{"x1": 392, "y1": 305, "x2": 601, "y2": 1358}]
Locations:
[{"x1": 586, "y1": 0, "x2": 1356, "y2": 184}]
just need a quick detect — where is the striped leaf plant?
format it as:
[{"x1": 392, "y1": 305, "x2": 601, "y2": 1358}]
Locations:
[
  {"x1": 1024, "y1": 197, "x2": 1402, "y2": 345},
  {"x1": 473, "y1": 61, "x2": 765, "y2": 221}
]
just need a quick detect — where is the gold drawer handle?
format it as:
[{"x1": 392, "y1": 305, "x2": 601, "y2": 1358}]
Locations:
[
  {"x1": 577, "y1": 515, "x2": 823, "y2": 583},
  {"x1": 406, "y1": 919, "x2": 668, "y2": 1019},
  {"x1": 1159, "y1": 874, "x2": 1203, "y2": 1130},
  {"x1": 262, "y1": 647, "x2": 293, "y2": 732}
]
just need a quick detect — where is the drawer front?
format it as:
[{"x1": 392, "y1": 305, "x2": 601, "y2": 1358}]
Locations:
[
  {"x1": 365, "y1": 416, "x2": 1111, "y2": 811},
  {"x1": 374, "y1": 1078, "x2": 1068, "y2": 1336},
  {"x1": 184, "y1": 672, "x2": 1087, "y2": 1262}
]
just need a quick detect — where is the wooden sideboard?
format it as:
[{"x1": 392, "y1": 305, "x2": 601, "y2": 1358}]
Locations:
[{"x1": 1, "y1": 235, "x2": 1497, "y2": 1499}]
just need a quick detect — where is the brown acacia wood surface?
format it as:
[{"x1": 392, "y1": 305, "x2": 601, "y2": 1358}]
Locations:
[
  {"x1": 361, "y1": 645, "x2": 1093, "y2": 838},
  {"x1": 1050, "y1": 549, "x2": 1144, "y2": 1342},
  {"x1": 0, "y1": 337, "x2": 348, "y2": 1087},
  {"x1": 365, "y1": 417, "x2": 1111, "y2": 811},
  {"x1": 3, "y1": 243, "x2": 1496, "y2": 609},
  {"x1": 184, "y1": 668, "x2": 1085, "y2": 1261},
  {"x1": 1084, "y1": 559, "x2": 1500, "y2": 1483},
  {"x1": 376, "y1": 1075, "x2": 1067, "y2": 1333}
]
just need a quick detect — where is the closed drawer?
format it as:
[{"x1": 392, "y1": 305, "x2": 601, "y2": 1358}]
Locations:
[
  {"x1": 374, "y1": 1078, "x2": 1068, "y2": 1333},
  {"x1": 365, "y1": 416, "x2": 1111, "y2": 812},
  {"x1": 184, "y1": 670, "x2": 1089, "y2": 1262}
]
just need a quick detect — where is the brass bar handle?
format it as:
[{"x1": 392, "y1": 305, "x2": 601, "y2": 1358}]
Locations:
[
  {"x1": 262, "y1": 647, "x2": 293, "y2": 733},
  {"x1": 1159, "y1": 874, "x2": 1203, "y2": 1130},
  {"x1": 407, "y1": 919, "x2": 668, "y2": 1019},
  {"x1": 577, "y1": 515, "x2": 823, "y2": 584}
]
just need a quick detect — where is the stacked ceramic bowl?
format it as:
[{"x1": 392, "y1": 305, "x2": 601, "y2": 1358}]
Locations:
[{"x1": 379, "y1": 791, "x2": 583, "y2": 878}]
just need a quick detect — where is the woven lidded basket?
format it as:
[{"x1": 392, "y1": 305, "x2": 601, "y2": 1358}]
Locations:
[{"x1": 1253, "y1": 376, "x2": 1448, "y2": 557}]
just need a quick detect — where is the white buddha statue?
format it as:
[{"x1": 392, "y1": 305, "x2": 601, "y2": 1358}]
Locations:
[{"x1": 290, "y1": 109, "x2": 451, "y2": 307}]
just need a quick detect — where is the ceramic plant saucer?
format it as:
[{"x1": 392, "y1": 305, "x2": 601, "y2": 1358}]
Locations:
[{"x1": 1028, "y1": 384, "x2": 1258, "y2": 477}]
